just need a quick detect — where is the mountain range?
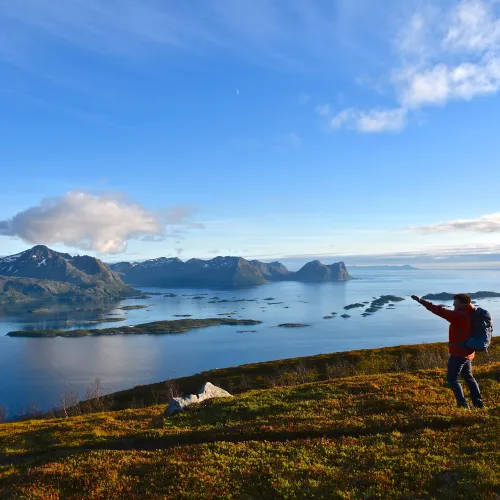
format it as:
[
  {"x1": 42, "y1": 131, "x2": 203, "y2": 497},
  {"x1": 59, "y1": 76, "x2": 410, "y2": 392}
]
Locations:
[
  {"x1": 0, "y1": 246, "x2": 134, "y2": 302},
  {"x1": 0, "y1": 246, "x2": 353, "y2": 302},
  {"x1": 109, "y1": 256, "x2": 352, "y2": 287}
]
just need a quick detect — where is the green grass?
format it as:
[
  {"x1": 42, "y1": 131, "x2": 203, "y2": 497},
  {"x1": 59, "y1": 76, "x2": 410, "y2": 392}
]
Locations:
[
  {"x1": 101, "y1": 339, "x2": 500, "y2": 412},
  {"x1": 1, "y1": 357, "x2": 499, "y2": 498}
]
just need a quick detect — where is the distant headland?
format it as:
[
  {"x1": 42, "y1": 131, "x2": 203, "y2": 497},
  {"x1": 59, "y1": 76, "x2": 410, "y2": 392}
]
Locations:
[{"x1": 347, "y1": 265, "x2": 419, "y2": 271}]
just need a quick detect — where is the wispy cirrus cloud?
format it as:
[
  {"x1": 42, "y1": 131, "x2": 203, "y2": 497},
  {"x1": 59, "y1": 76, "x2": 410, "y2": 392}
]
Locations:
[
  {"x1": 0, "y1": 0, "x2": 365, "y2": 72},
  {"x1": 410, "y1": 212, "x2": 500, "y2": 234},
  {"x1": 321, "y1": 0, "x2": 500, "y2": 133}
]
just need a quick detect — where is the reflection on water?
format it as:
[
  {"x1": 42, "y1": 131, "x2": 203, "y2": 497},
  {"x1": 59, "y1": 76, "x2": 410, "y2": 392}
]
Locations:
[
  {"x1": 0, "y1": 298, "x2": 126, "y2": 332},
  {"x1": 1, "y1": 270, "x2": 500, "y2": 416}
]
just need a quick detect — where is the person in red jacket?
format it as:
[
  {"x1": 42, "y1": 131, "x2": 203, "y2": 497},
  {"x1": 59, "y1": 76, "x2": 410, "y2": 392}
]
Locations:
[{"x1": 411, "y1": 293, "x2": 484, "y2": 409}]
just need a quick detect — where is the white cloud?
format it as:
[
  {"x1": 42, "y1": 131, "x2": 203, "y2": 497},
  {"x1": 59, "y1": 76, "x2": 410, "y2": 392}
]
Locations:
[
  {"x1": 356, "y1": 108, "x2": 407, "y2": 133},
  {"x1": 399, "y1": 13, "x2": 425, "y2": 54},
  {"x1": 409, "y1": 212, "x2": 500, "y2": 234},
  {"x1": 444, "y1": 0, "x2": 500, "y2": 52},
  {"x1": 328, "y1": 0, "x2": 500, "y2": 133},
  {"x1": 398, "y1": 0, "x2": 500, "y2": 111},
  {"x1": 0, "y1": 191, "x2": 202, "y2": 254},
  {"x1": 400, "y1": 55, "x2": 500, "y2": 108},
  {"x1": 330, "y1": 107, "x2": 407, "y2": 133}
]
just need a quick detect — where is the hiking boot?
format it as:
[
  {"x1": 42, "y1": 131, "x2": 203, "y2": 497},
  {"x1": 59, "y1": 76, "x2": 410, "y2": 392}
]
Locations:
[{"x1": 473, "y1": 402, "x2": 484, "y2": 409}]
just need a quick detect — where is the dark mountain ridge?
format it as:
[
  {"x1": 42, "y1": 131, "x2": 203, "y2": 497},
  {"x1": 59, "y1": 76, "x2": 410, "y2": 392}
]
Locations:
[{"x1": 109, "y1": 255, "x2": 352, "y2": 287}]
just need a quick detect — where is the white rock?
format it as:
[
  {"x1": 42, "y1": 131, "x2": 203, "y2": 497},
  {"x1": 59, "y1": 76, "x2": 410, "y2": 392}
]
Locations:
[{"x1": 164, "y1": 382, "x2": 232, "y2": 416}]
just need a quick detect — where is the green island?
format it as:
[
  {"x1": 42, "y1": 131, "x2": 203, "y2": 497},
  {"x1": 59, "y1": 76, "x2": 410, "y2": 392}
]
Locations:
[
  {"x1": 6, "y1": 318, "x2": 263, "y2": 338},
  {"x1": 119, "y1": 305, "x2": 148, "y2": 310},
  {"x1": 1, "y1": 340, "x2": 499, "y2": 498}
]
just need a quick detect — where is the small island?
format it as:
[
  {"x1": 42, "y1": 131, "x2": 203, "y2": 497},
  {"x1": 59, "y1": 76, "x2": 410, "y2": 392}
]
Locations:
[
  {"x1": 372, "y1": 295, "x2": 405, "y2": 306},
  {"x1": 6, "y1": 318, "x2": 263, "y2": 338},
  {"x1": 422, "y1": 291, "x2": 500, "y2": 301},
  {"x1": 348, "y1": 295, "x2": 406, "y2": 316},
  {"x1": 344, "y1": 303, "x2": 365, "y2": 310},
  {"x1": 277, "y1": 323, "x2": 310, "y2": 328},
  {"x1": 28, "y1": 308, "x2": 51, "y2": 314},
  {"x1": 119, "y1": 305, "x2": 149, "y2": 311}
]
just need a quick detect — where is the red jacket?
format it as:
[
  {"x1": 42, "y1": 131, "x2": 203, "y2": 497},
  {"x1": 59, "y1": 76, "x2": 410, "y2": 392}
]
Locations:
[{"x1": 420, "y1": 300, "x2": 475, "y2": 359}]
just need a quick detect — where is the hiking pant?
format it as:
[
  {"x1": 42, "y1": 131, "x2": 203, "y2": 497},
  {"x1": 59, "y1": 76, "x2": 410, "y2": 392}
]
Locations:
[{"x1": 447, "y1": 355, "x2": 483, "y2": 408}]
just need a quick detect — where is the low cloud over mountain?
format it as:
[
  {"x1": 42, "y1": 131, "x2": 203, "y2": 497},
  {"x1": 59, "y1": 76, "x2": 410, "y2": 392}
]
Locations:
[{"x1": 0, "y1": 191, "x2": 202, "y2": 254}]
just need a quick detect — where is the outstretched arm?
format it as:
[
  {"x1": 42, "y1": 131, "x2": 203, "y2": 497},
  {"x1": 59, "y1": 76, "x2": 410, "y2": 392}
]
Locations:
[{"x1": 411, "y1": 295, "x2": 455, "y2": 322}]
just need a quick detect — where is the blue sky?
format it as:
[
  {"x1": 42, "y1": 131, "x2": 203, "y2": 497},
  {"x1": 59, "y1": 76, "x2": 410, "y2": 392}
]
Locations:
[{"x1": 2, "y1": 0, "x2": 500, "y2": 269}]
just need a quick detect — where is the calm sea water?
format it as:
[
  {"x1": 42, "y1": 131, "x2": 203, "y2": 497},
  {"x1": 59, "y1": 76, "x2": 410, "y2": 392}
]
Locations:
[{"x1": 1, "y1": 269, "x2": 500, "y2": 416}]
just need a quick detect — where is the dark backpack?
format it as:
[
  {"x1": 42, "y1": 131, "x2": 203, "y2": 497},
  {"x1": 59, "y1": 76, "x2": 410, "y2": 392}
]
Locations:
[{"x1": 466, "y1": 307, "x2": 493, "y2": 352}]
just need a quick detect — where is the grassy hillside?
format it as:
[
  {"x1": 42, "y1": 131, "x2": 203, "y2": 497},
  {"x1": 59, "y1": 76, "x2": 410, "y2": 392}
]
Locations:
[
  {"x1": 1, "y1": 355, "x2": 499, "y2": 498},
  {"x1": 90, "y1": 339, "x2": 500, "y2": 412}
]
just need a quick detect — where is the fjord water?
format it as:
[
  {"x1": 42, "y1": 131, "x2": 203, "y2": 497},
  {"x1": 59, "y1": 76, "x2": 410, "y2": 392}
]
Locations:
[{"x1": 1, "y1": 269, "x2": 500, "y2": 416}]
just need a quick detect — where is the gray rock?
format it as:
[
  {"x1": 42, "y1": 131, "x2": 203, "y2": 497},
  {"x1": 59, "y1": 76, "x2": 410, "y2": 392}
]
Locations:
[{"x1": 164, "y1": 382, "x2": 232, "y2": 416}]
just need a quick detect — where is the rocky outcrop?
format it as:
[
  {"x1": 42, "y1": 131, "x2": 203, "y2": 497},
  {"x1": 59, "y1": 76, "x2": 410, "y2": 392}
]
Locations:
[
  {"x1": 291, "y1": 260, "x2": 352, "y2": 282},
  {"x1": 164, "y1": 382, "x2": 232, "y2": 416}
]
